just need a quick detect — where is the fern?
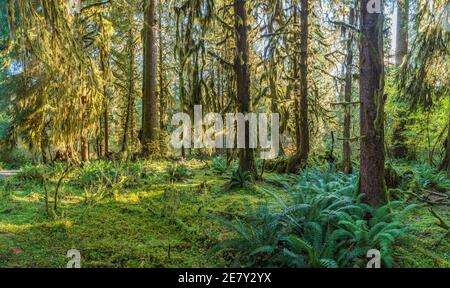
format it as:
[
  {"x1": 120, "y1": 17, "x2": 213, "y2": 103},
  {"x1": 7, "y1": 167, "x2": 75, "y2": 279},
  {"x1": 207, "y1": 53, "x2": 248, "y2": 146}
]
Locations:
[{"x1": 229, "y1": 168, "x2": 252, "y2": 189}]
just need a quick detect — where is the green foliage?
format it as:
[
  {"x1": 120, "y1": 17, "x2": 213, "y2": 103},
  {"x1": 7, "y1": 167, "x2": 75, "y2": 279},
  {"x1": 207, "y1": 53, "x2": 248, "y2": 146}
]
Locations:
[
  {"x1": 17, "y1": 164, "x2": 47, "y2": 181},
  {"x1": 213, "y1": 168, "x2": 416, "y2": 268},
  {"x1": 409, "y1": 164, "x2": 450, "y2": 192},
  {"x1": 333, "y1": 201, "x2": 416, "y2": 268},
  {"x1": 210, "y1": 156, "x2": 228, "y2": 174},
  {"x1": 210, "y1": 206, "x2": 285, "y2": 267},
  {"x1": 73, "y1": 161, "x2": 148, "y2": 189},
  {"x1": 165, "y1": 163, "x2": 191, "y2": 183},
  {"x1": 162, "y1": 187, "x2": 180, "y2": 220},
  {"x1": 0, "y1": 147, "x2": 31, "y2": 169},
  {"x1": 229, "y1": 168, "x2": 252, "y2": 189}
]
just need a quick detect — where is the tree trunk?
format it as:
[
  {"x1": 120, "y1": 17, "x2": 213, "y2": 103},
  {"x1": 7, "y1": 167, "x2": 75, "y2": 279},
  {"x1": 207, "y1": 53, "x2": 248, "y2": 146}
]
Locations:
[
  {"x1": 80, "y1": 67, "x2": 89, "y2": 163},
  {"x1": 438, "y1": 114, "x2": 450, "y2": 173},
  {"x1": 158, "y1": 0, "x2": 167, "y2": 156},
  {"x1": 8, "y1": 0, "x2": 15, "y2": 40},
  {"x1": 100, "y1": 45, "x2": 110, "y2": 159},
  {"x1": 359, "y1": 0, "x2": 386, "y2": 207},
  {"x1": 343, "y1": 6, "x2": 355, "y2": 174},
  {"x1": 233, "y1": 0, "x2": 257, "y2": 178},
  {"x1": 292, "y1": 4, "x2": 301, "y2": 151},
  {"x1": 122, "y1": 28, "x2": 136, "y2": 156},
  {"x1": 391, "y1": 0, "x2": 410, "y2": 159},
  {"x1": 287, "y1": 0, "x2": 309, "y2": 173},
  {"x1": 103, "y1": 103, "x2": 109, "y2": 159},
  {"x1": 267, "y1": 13, "x2": 278, "y2": 115},
  {"x1": 394, "y1": 0, "x2": 409, "y2": 66},
  {"x1": 142, "y1": 0, "x2": 159, "y2": 157}
]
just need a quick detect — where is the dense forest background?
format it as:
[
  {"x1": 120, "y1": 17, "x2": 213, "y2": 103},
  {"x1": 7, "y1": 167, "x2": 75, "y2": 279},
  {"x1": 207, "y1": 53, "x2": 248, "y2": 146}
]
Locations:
[{"x1": 0, "y1": 0, "x2": 448, "y2": 268}]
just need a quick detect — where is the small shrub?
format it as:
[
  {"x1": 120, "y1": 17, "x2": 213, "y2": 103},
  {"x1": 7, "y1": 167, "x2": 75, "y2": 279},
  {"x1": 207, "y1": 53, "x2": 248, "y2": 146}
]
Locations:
[
  {"x1": 230, "y1": 168, "x2": 252, "y2": 189},
  {"x1": 17, "y1": 164, "x2": 47, "y2": 181},
  {"x1": 210, "y1": 156, "x2": 228, "y2": 174},
  {"x1": 165, "y1": 163, "x2": 190, "y2": 183},
  {"x1": 210, "y1": 206, "x2": 284, "y2": 267}
]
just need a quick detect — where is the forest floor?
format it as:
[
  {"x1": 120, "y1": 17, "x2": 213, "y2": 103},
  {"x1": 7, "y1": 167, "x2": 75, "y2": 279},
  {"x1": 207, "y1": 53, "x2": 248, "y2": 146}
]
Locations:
[{"x1": 0, "y1": 159, "x2": 448, "y2": 268}]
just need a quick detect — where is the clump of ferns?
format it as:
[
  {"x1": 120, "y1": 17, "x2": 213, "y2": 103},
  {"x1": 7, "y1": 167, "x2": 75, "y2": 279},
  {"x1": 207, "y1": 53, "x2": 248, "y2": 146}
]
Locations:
[
  {"x1": 332, "y1": 201, "x2": 417, "y2": 267},
  {"x1": 210, "y1": 205, "x2": 288, "y2": 267},
  {"x1": 212, "y1": 168, "x2": 417, "y2": 268}
]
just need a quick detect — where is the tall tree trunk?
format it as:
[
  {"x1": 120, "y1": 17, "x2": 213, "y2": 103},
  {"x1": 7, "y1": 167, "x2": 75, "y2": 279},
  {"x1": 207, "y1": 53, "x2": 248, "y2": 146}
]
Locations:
[
  {"x1": 287, "y1": 0, "x2": 309, "y2": 173},
  {"x1": 394, "y1": 0, "x2": 409, "y2": 66},
  {"x1": 142, "y1": 0, "x2": 159, "y2": 157},
  {"x1": 343, "y1": 6, "x2": 355, "y2": 174},
  {"x1": 8, "y1": 0, "x2": 15, "y2": 40},
  {"x1": 234, "y1": 0, "x2": 257, "y2": 177},
  {"x1": 267, "y1": 13, "x2": 278, "y2": 115},
  {"x1": 391, "y1": 0, "x2": 410, "y2": 159},
  {"x1": 122, "y1": 28, "x2": 136, "y2": 156},
  {"x1": 100, "y1": 43, "x2": 110, "y2": 159},
  {"x1": 292, "y1": 4, "x2": 301, "y2": 151},
  {"x1": 80, "y1": 103, "x2": 89, "y2": 162},
  {"x1": 438, "y1": 113, "x2": 450, "y2": 173},
  {"x1": 158, "y1": 0, "x2": 167, "y2": 156},
  {"x1": 80, "y1": 67, "x2": 89, "y2": 163},
  {"x1": 359, "y1": 0, "x2": 386, "y2": 207},
  {"x1": 103, "y1": 106, "x2": 109, "y2": 158}
]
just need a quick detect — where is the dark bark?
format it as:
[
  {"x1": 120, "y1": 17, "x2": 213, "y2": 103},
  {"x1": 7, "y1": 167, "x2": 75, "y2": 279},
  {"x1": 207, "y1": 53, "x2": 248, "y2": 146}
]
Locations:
[
  {"x1": 233, "y1": 0, "x2": 257, "y2": 177},
  {"x1": 142, "y1": 0, "x2": 159, "y2": 157},
  {"x1": 359, "y1": 0, "x2": 386, "y2": 207},
  {"x1": 287, "y1": 0, "x2": 309, "y2": 173},
  {"x1": 343, "y1": 6, "x2": 355, "y2": 174}
]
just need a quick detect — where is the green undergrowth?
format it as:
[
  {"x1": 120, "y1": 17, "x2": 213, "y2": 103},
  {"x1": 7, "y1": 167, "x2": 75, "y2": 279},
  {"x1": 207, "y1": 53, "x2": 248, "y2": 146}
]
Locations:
[
  {"x1": 0, "y1": 159, "x2": 281, "y2": 268},
  {"x1": 0, "y1": 159, "x2": 448, "y2": 268}
]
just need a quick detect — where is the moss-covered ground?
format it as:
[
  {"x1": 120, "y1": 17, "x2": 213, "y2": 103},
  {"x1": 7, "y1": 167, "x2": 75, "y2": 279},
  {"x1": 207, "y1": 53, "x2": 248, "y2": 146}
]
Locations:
[{"x1": 0, "y1": 160, "x2": 448, "y2": 268}]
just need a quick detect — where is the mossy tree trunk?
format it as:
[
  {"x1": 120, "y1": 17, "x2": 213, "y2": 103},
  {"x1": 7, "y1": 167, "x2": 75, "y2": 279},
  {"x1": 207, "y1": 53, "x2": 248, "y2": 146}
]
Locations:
[
  {"x1": 142, "y1": 0, "x2": 159, "y2": 157},
  {"x1": 234, "y1": 0, "x2": 257, "y2": 178},
  {"x1": 287, "y1": 0, "x2": 309, "y2": 173},
  {"x1": 391, "y1": 0, "x2": 410, "y2": 159},
  {"x1": 343, "y1": 5, "x2": 355, "y2": 174},
  {"x1": 359, "y1": 0, "x2": 387, "y2": 207},
  {"x1": 438, "y1": 114, "x2": 450, "y2": 173}
]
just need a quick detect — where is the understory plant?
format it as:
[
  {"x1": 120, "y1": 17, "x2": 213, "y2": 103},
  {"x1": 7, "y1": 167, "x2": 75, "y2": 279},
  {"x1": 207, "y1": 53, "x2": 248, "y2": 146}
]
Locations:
[{"x1": 213, "y1": 168, "x2": 416, "y2": 268}]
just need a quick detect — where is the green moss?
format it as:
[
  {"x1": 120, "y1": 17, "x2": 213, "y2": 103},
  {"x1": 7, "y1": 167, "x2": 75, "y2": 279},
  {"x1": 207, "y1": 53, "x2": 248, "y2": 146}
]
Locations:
[{"x1": 0, "y1": 160, "x2": 448, "y2": 268}]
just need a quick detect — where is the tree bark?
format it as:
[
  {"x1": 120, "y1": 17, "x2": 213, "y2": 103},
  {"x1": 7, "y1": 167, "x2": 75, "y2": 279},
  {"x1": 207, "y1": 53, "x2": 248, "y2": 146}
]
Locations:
[
  {"x1": 142, "y1": 0, "x2": 159, "y2": 157},
  {"x1": 158, "y1": 0, "x2": 167, "y2": 156},
  {"x1": 122, "y1": 28, "x2": 136, "y2": 156},
  {"x1": 343, "y1": 6, "x2": 355, "y2": 174},
  {"x1": 287, "y1": 0, "x2": 309, "y2": 173},
  {"x1": 438, "y1": 114, "x2": 450, "y2": 173},
  {"x1": 8, "y1": 0, "x2": 15, "y2": 40},
  {"x1": 394, "y1": 0, "x2": 409, "y2": 66},
  {"x1": 391, "y1": 0, "x2": 410, "y2": 159},
  {"x1": 234, "y1": 0, "x2": 257, "y2": 177},
  {"x1": 359, "y1": 0, "x2": 386, "y2": 207}
]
